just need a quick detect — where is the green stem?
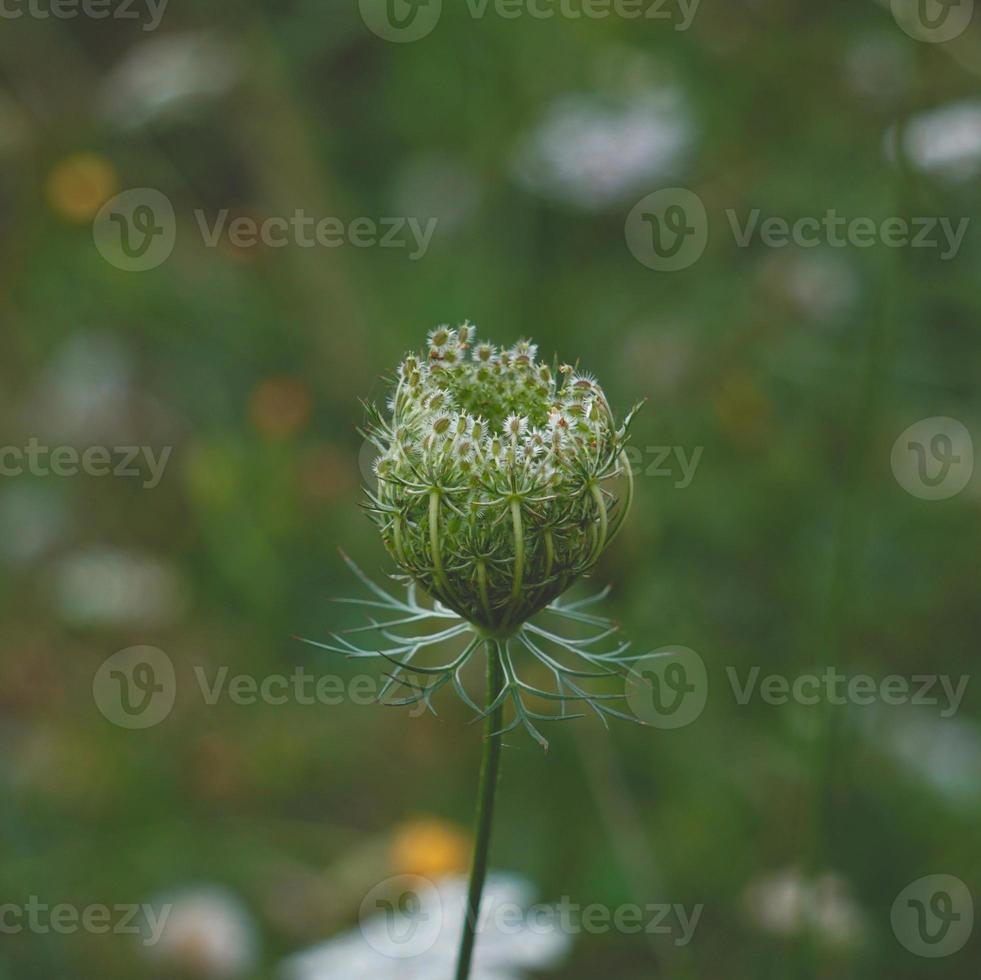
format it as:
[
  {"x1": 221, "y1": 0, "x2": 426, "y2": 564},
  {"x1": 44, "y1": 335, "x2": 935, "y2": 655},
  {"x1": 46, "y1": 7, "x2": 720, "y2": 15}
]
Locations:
[
  {"x1": 392, "y1": 514, "x2": 407, "y2": 566},
  {"x1": 501, "y1": 498, "x2": 524, "y2": 629},
  {"x1": 588, "y1": 482, "x2": 608, "y2": 563},
  {"x1": 454, "y1": 642, "x2": 505, "y2": 980},
  {"x1": 531, "y1": 527, "x2": 555, "y2": 609},
  {"x1": 429, "y1": 490, "x2": 454, "y2": 604},
  {"x1": 477, "y1": 560, "x2": 492, "y2": 624}
]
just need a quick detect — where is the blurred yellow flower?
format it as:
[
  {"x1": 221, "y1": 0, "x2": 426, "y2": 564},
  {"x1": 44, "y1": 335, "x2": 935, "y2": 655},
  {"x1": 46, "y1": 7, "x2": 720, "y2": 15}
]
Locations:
[
  {"x1": 45, "y1": 153, "x2": 118, "y2": 223},
  {"x1": 391, "y1": 817, "x2": 471, "y2": 878}
]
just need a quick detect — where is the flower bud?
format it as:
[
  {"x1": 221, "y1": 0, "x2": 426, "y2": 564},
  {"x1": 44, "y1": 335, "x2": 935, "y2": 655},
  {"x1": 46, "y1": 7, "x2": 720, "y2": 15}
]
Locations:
[{"x1": 365, "y1": 324, "x2": 636, "y2": 634}]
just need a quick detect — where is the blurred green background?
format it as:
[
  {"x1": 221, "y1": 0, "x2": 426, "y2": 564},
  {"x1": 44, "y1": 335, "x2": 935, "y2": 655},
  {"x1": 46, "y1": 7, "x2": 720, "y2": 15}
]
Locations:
[{"x1": 1, "y1": 0, "x2": 979, "y2": 977}]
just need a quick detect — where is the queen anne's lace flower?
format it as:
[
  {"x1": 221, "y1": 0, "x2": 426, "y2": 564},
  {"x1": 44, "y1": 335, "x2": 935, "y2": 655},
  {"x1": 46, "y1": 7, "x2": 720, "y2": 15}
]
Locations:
[
  {"x1": 306, "y1": 321, "x2": 643, "y2": 749},
  {"x1": 362, "y1": 322, "x2": 637, "y2": 634},
  {"x1": 305, "y1": 324, "x2": 646, "y2": 980}
]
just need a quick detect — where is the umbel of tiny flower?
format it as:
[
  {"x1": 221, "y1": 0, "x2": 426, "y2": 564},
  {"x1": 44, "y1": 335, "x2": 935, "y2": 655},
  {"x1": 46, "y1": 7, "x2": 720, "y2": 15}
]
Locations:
[
  {"x1": 302, "y1": 322, "x2": 647, "y2": 749},
  {"x1": 367, "y1": 322, "x2": 637, "y2": 632}
]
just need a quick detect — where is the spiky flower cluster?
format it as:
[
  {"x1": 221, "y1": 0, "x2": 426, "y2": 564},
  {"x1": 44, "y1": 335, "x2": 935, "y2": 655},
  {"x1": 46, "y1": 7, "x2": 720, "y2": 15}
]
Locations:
[
  {"x1": 305, "y1": 323, "x2": 644, "y2": 748},
  {"x1": 362, "y1": 323, "x2": 636, "y2": 634}
]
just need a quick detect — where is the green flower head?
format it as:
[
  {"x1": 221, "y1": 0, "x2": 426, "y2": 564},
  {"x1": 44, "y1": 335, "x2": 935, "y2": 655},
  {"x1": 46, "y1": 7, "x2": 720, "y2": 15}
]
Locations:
[{"x1": 363, "y1": 322, "x2": 638, "y2": 635}]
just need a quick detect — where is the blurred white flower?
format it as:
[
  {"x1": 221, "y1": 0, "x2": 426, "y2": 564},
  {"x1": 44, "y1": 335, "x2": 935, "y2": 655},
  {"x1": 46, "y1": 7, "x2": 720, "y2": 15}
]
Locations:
[
  {"x1": 147, "y1": 886, "x2": 258, "y2": 979},
  {"x1": 886, "y1": 100, "x2": 981, "y2": 182},
  {"x1": 26, "y1": 334, "x2": 132, "y2": 442},
  {"x1": 281, "y1": 874, "x2": 570, "y2": 980},
  {"x1": 743, "y1": 868, "x2": 864, "y2": 949},
  {"x1": 100, "y1": 32, "x2": 242, "y2": 128},
  {"x1": 867, "y1": 710, "x2": 981, "y2": 806},
  {"x1": 512, "y1": 83, "x2": 694, "y2": 210},
  {"x1": 843, "y1": 33, "x2": 913, "y2": 106},
  {"x1": 22, "y1": 333, "x2": 177, "y2": 445},
  {"x1": 49, "y1": 547, "x2": 187, "y2": 628}
]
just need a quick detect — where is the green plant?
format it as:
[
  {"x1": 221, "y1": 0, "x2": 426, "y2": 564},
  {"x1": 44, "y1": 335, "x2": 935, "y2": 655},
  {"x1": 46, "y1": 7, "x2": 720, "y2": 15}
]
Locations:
[{"x1": 304, "y1": 323, "x2": 644, "y2": 979}]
